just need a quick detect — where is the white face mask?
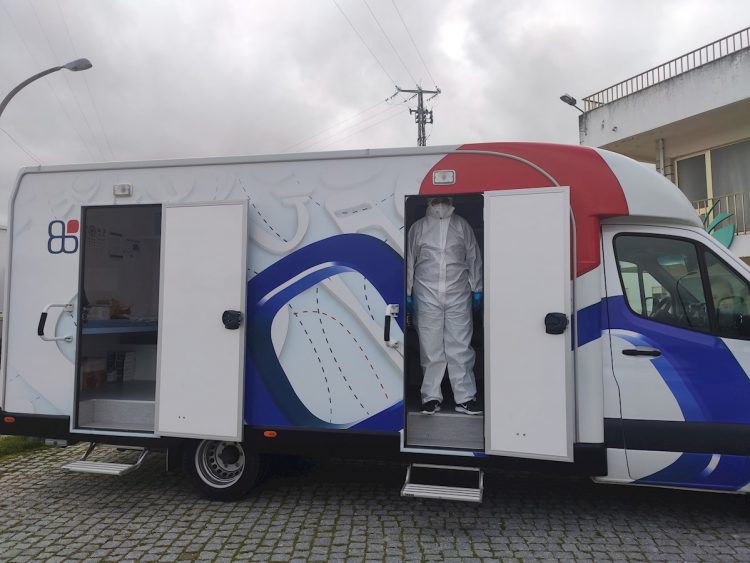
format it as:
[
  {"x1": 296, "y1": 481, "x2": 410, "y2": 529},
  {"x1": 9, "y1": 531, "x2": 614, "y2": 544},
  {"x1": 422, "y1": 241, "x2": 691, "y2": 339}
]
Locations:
[{"x1": 430, "y1": 203, "x2": 453, "y2": 219}]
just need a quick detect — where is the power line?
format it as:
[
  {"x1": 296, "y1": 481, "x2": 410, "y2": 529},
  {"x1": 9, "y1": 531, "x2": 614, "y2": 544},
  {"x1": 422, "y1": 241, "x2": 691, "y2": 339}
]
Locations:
[
  {"x1": 391, "y1": 0, "x2": 438, "y2": 88},
  {"x1": 317, "y1": 106, "x2": 407, "y2": 150},
  {"x1": 0, "y1": 126, "x2": 42, "y2": 164},
  {"x1": 301, "y1": 95, "x2": 414, "y2": 152},
  {"x1": 56, "y1": 0, "x2": 116, "y2": 161},
  {"x1": 331, "y1": 0, "x2": 397, "y2": 86},
  {"x1": 281, "y1": 99, "x2": 388, "y2": 153},
  {"x1": 1, "y1": 0, "x2": 97, "y2": 161},
  {"x1": 27, "y1": 0, "x2": 106, "y2": 161},
  {"x1": 362, "y1": 0, "x2": 417, "y2": 84},
  {"x1": 300, "y1": 103, "x2": 404, "y2": 152}
]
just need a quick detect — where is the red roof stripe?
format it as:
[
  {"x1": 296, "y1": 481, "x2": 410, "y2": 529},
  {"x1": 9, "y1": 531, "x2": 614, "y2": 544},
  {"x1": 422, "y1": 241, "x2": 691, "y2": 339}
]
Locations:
[{"x1": 418, "y1": 142, "x2": 629, "y2": 276}]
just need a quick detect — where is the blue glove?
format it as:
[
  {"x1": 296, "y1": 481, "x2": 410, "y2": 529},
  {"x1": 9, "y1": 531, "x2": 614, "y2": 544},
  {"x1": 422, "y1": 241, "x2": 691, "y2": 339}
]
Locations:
[
  {"x1": 406, "y1": 295, "x2": 414, "y2": 315},
  {"x1": 472, "y1": 292, "x2": 482, "y2": 312}
]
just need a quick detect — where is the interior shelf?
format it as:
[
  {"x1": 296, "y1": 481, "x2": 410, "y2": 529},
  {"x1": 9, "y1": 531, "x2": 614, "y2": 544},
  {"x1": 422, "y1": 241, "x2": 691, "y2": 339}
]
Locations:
[{"x1": 82, "y1": 319, "x2": 158, "y2": 335}]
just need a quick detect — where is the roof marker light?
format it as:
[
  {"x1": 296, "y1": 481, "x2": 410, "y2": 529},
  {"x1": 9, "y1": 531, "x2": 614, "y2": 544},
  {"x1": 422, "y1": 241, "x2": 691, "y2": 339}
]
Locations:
[{"x1": 433, "y1": 170, "x2": 455, "y2": 185}]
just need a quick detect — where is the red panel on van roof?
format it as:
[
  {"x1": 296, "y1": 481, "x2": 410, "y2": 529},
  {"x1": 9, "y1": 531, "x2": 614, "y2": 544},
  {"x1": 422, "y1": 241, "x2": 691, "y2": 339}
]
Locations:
[{"x1": 419, "y1": 142, "x2": 629, "y2": 276}]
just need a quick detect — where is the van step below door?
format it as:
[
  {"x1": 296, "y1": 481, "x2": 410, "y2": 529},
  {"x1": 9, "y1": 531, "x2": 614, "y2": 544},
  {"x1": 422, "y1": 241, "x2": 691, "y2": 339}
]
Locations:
[
  {"x1": 61, "y1": 443, "x2": 149, "y2": 476},
  {"x1": 406, "y1": 411, "x2": 484, "y2": 450},
  {"x1": 401, "y1": 464, "x2": 483, "y2": 503}
]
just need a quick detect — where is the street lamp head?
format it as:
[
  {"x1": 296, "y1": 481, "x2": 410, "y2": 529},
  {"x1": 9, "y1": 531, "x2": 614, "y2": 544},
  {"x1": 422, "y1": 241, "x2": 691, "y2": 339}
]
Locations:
[
  {"x1": 63, "y1": 58, "x2": 92, "y2": 72},
  {"x1": 559, "y1": 94, "x2": 577, "y2": 106},
  {"x1": 0, "y1": 57, "x2": 93, "y2": 122},
  {"x1": 559, "y1": 93, "x2": 584, "y2": 113}
]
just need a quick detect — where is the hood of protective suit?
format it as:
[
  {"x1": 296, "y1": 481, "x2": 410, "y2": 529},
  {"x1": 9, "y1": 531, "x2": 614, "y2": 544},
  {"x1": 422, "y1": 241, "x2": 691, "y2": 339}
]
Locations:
[{"x1": 426, "y1": 203, "x2": 455, "y2": 220}]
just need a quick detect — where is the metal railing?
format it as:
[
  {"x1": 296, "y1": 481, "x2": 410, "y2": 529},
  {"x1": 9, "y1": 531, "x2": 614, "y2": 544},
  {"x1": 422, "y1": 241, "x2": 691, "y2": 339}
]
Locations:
[
  {"x1": 692, "y1": 192, "x2": 750, "y2": 235},
  {"x1": 583, "y1": 27, "x2": 750, "y2": 111}
]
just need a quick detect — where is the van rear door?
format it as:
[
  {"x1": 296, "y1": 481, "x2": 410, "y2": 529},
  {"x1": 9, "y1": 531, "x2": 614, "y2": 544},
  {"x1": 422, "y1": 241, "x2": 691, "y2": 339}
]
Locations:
[
  {"x1": 483, "y1": 187, "x2": 574, "y2": 462},
  {"x1": 155, "y1": 202, "x2": 248, "y2": 441}
]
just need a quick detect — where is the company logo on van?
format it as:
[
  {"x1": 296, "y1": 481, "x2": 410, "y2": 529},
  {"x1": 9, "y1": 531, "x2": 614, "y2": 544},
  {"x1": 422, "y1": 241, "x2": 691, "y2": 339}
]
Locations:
[{"x1": 48, "y1": 219, "x2": 79, "y2": 254}]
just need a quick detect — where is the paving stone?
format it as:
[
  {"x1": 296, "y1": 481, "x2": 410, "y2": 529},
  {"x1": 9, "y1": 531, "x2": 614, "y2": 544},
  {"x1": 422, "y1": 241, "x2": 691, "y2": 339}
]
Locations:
[{"x1": 1, "y1": 445, "x2": 749, "y2": 561}]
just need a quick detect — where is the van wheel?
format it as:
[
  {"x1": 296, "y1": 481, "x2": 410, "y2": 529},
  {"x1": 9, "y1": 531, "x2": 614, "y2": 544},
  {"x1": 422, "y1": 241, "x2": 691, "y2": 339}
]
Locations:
[{"x1": 183, "y1": 439, "x2": 262, "y2": 501}]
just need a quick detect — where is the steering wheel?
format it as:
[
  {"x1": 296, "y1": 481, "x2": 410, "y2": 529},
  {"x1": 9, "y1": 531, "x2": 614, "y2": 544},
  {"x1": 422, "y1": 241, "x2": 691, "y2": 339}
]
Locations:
[{"x1": 651, "y1": 296, "x2": 672, "y2": 319}]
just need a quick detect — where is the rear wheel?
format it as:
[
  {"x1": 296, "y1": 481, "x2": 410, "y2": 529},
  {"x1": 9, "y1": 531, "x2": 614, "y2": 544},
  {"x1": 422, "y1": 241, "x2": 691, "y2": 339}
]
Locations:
[{"x1": 183, "y1": 439, "x2": 262, "y2": 501}]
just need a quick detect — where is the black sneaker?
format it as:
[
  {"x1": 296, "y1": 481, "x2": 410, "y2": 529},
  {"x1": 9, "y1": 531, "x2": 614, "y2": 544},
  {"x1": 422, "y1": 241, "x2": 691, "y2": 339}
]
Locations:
[
  {"x1": 455, "y1": 399, "x2": 483, "y2": 415},
  {"x1": 421, "y1": 400, "x2": 441, "y2": 414}
]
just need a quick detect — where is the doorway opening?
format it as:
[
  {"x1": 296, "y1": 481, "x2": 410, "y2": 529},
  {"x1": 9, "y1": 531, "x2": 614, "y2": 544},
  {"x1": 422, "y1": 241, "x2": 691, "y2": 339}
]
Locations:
[
  {"x1": 403, "y1": 194, "x2": 484, "y2": 450},
  {"x1": 74, "y1": 205, "x2": 162, "y2": 433}
]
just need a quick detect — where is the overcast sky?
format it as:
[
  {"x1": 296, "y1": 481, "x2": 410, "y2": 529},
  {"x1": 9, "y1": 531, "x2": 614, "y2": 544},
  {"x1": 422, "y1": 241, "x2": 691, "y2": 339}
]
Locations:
[{"x1": 1, "y1": 0, "x2": 749, "y2": 221}]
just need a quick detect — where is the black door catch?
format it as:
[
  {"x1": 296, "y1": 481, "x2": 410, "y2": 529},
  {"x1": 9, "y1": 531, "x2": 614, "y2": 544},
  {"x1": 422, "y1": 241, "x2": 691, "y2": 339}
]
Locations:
[
  {"x1": 222, "y1": 310, "x2": 243, "y2": 330},
  {"x1": 544, "y1": 312, "x2": 569, "y2": 335}
]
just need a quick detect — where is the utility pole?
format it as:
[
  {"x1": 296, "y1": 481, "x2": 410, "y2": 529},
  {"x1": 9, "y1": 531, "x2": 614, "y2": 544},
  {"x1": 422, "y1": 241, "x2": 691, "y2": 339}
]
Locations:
[{"x1": 396, "y1": 86, "x2": 440, "y2": 146}]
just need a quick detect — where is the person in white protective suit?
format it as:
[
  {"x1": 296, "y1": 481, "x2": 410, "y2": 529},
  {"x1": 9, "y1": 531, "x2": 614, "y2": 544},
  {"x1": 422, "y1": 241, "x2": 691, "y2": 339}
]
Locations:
[{"x1": 406, "y1": 197, "x2": 483, "y2": 415}]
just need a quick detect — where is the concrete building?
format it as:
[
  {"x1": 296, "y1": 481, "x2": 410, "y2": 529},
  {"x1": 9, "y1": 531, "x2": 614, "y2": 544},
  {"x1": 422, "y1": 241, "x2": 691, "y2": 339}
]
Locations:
[{"x1": 577, "y1": 27, "x2": 750, "y2": 258}]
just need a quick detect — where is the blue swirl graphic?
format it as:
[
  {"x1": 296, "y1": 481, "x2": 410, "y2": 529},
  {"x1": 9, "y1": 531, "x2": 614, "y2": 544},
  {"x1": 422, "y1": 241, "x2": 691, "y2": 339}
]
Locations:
[{"x1": 245, "y1": 234, "x2": 404, "y2": 430}]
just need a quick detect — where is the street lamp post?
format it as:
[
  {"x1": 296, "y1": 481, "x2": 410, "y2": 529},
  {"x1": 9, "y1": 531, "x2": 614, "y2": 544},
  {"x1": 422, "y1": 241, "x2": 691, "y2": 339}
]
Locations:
[{"x1": 0, "y1": 58, "x2": 93, "y2": 121}]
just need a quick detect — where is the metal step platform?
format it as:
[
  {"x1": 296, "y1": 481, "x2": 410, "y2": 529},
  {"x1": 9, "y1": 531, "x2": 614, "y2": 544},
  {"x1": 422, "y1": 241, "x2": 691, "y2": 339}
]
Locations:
[
  {"x1": 406, "y1": 409, "x2": 484, "y2": 450},
  {"x1": 401, "y1": 463, "x2": 484, "y2": 503},
  {"x1": 61, "y1": 442, "x2": 149, "y2": 476}
]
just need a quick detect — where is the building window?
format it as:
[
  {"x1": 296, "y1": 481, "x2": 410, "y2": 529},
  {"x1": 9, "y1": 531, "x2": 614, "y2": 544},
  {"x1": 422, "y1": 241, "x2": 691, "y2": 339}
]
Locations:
[
  {"x1": 711, "y1": 139, "x2": 750, "y2": 198},
  {"x1": 675, "y1": 139, "x2": 750, "y2": 234},
  {"x1": 676, "y1": 154, "x2": 708, "y2": 202}
]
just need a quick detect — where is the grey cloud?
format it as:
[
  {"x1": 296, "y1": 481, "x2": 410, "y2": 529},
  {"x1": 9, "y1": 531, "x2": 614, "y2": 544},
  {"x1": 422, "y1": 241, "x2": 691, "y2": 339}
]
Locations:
[{"x1": 1, "y1": 0, "x2": 750, "y2": 217}]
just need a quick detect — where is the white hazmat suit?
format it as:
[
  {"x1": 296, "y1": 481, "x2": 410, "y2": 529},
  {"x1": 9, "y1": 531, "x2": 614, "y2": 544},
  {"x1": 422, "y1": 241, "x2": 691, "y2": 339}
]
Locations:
[{"x1": 406, "y1": 199, "x2": 483, "y2": 406}]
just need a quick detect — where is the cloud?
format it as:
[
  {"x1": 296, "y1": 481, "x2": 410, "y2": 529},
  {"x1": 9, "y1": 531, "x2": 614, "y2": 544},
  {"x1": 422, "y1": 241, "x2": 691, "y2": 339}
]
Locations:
[{"x1": 1, "y1": 0, "x2": 749, "y2": 218}]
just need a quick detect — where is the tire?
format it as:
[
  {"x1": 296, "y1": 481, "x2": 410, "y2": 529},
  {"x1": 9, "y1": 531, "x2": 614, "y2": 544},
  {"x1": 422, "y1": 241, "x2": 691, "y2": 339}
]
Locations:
[{"x1": 183, "y1": 439, "x2": 262, "y2": 501}]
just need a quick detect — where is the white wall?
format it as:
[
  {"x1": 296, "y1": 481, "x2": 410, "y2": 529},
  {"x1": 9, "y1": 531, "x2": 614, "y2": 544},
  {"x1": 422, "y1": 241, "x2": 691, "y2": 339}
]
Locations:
[
  {"x1": 581, "y1": 49, "x2": 750, "y2": 150},
  {"x1": 730, "y1": 232, "x2": 750, "y2": 259}
]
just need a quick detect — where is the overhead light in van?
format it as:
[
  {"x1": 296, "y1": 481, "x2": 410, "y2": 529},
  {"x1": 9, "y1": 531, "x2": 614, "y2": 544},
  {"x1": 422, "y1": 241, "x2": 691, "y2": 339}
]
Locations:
[{"x1": 433, "y1": 170, "x2": 455, "y2": 185}]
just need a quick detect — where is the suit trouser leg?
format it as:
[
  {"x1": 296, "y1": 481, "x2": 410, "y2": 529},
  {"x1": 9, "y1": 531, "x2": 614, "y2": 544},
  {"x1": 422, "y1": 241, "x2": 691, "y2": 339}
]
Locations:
[
  {"x1": 444, "y1": 294, "x2": 477, "y2": 404},
  {"x1": 416, "y1": 299, "x2": 447, "y2": 403}
]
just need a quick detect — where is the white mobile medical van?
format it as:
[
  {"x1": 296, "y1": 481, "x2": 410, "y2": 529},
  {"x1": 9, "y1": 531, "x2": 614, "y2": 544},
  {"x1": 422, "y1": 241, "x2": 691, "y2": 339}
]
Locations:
[{"x1": 2, "y1": 142, "x2": 750, "y2": 502}]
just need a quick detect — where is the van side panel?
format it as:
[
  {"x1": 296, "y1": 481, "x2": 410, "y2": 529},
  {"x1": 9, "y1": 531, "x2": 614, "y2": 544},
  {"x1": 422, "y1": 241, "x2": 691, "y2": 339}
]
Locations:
[{"x1": 1, "y1": 156, "x2": 444, "y2": 433}]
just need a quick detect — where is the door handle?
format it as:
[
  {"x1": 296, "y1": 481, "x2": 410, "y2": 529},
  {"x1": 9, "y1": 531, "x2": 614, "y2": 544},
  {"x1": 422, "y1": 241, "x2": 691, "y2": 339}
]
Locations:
[
  {"x1": 38, "y1": 303, "x2": 74, "y2": 342},
  {"x1": 622, "y1": 347, "x2": 661, "y2": 357},
  {"x1": 384, "y1": 304, "x2": 400, "y2": 349}
]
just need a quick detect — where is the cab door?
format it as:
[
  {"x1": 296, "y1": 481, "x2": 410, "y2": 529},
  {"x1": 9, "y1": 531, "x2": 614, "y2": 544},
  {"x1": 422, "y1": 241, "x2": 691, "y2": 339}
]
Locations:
[{"x1": 603, "y1": 225, "x2": 750, "y2": 491}]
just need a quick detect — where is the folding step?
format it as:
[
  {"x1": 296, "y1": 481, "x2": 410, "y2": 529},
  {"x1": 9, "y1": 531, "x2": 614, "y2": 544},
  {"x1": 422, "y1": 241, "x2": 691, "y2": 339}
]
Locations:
[
  {"x1": 61, "y1": 442, "x2": 149, "y2": 476},
  {"x1": 401, "y1": 463, "x2": 483, "y2": 503}
]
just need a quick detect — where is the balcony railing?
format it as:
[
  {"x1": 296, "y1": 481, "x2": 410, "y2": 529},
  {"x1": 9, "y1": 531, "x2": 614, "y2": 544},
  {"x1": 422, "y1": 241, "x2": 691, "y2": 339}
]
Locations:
[
  {"x1": 583, "y1": 27, "x2": 750, "y2": 111},
  {"x1": 692, "y1": 192, "x2": 750, "y2": 235}
]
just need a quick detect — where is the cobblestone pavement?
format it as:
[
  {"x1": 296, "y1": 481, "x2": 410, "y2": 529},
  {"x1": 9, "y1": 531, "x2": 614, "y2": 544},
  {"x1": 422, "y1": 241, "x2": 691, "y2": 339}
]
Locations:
[{"x1": 1, "y1": 444, "x2": 750, "y2": 561}]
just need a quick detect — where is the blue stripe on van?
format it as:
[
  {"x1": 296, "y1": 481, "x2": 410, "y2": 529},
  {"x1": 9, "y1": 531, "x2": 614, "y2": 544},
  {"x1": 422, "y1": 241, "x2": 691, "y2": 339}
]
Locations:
[
  {"x1": 576, "y1": 301, "x2": 603, "y2": 347},
  {"x1": 606, "y1": 295, "x2": 750, "y2": 424},
  {"x1": 635, "y1": 452, "x2": 750, "y2": 491}
]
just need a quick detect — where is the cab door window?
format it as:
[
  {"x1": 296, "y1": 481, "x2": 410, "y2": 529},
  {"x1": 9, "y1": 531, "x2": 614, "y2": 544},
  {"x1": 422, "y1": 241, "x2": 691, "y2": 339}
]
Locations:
[{"x1": 614, "y1": 235, "x2": 710, "y2": 332}]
